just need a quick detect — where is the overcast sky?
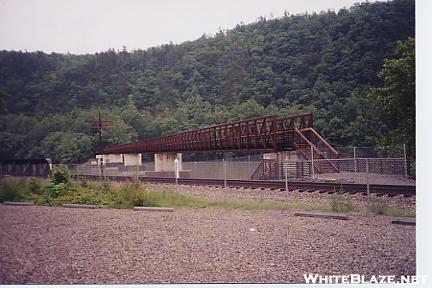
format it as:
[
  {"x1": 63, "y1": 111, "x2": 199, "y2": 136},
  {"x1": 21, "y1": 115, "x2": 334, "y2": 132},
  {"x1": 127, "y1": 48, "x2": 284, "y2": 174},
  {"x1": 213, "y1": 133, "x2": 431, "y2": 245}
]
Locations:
[{"x1": 0, "y1": 0, "x2": 372, "y2": 54}]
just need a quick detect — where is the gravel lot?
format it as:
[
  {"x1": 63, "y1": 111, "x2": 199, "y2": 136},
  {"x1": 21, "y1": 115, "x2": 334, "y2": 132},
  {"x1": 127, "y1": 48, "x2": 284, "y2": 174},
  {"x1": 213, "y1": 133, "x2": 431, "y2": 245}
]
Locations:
[{"x1": 0, "y1": 205, "x2": 415, "y2": 284}]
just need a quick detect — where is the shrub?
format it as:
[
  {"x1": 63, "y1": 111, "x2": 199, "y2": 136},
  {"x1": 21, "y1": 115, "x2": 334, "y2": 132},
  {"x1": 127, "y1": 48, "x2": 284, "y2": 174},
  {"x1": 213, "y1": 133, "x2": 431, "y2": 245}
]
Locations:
[
  {"x1": 78, "y1": 177, "x2": 88, "y2": 188},
  {"x1": 49, "y1": 165, "x2": 71, "y2": 185},
  {"x1": 28, "y1": 177, "x2": 44, "y2": 195},
  {"x1": 0, "y1": 179, "x2": 27, "y2": 202},
  {"x1": 331, "y1": 190, "x2": 354, "y2": 213},
  {"x1": 369, "y1": 195, "x2": 389, "y2": 215}
]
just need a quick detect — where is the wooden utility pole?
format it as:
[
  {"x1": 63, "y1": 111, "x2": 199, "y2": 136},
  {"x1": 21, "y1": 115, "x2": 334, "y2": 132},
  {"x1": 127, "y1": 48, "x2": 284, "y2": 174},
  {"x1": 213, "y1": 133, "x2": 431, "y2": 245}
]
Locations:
[{"x1": 87, "y1": 111, "x2": 114, "y2": 178}]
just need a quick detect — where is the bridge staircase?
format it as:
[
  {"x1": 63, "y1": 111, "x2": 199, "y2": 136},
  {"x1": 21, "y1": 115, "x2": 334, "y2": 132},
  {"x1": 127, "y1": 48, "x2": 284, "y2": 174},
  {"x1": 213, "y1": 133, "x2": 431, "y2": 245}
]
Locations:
[{"x1": 251, "y1": 128, "x2": 339, "y2": 180}]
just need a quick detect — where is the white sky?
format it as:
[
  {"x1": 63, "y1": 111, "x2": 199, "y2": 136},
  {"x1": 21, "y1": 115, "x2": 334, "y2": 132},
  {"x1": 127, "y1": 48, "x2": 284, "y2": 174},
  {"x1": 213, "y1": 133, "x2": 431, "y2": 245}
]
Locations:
[{"x1": 0, "y1": 0, "x2": 370, "y2": 54}]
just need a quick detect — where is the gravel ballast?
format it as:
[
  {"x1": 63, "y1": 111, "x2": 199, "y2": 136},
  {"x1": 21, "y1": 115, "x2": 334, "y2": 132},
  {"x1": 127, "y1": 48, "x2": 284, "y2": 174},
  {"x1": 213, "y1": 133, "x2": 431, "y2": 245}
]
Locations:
[
  {"x1": 143, "y1": 183, "x2": 416, "y2": 210},
  {"x1": 0, "y1": 205, "x2": 415, "y2": 284}
]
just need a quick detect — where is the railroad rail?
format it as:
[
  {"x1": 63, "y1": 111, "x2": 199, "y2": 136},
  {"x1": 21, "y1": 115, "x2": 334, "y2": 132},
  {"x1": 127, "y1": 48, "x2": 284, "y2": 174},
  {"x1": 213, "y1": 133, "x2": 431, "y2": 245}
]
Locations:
[{"x1": 76, "y1": 175, "x2": 415, "y2": 197}]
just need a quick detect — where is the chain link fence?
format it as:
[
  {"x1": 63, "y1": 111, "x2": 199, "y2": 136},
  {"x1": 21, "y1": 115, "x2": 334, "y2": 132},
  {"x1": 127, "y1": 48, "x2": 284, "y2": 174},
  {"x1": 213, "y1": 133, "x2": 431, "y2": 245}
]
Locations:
[
  {"x1": 64, "y1": 156, "x2": 413, "y2": 186},
  {"x1": 336, "y1": 146, "x2": 406, "y2": 158}
]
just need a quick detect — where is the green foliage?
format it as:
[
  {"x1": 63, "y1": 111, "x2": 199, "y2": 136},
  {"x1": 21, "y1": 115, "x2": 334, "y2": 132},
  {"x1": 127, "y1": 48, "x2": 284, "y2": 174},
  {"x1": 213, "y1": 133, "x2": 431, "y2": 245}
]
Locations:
[
  {"x1": 43, "y1": 165, "x2": 74, "y2": 204},
  {"x1": 331, "y1": 189, "x2": 355, "y2": 213},
  {"x1": 28, "y1": 177, "x2": 44, "y2": 195},
  {"x1": 0, "y1": 178, "x2": 28, "y2": 202},
  {"x1": 49, "y1": 165, "x2": 71, "y2": 185},
  {"x1": 0, "y1": 178, "x2": 415, "y2": 217},
  {"x1": 370, "y1": 37, "x2": 415, "y2": 159},
  {"x1": 0, "y1": 0, "x2": 415, "y2": 162},
  {"x1": 0, "y1": 178, "x2": 48, "y2": 203},
  {"x1": 41, "y1": 132, "x2": 93, "y2": 163},
  {"x1": 368, "y1": 195, "x2": 389, "y2": 215}
]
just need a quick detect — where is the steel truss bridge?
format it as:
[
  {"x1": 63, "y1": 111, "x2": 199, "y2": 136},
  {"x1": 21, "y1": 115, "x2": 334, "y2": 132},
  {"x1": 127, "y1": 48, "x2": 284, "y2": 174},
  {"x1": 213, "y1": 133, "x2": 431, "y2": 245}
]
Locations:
[{"x1": 102, "y1": 113, "x2": 340, "y2": 174}]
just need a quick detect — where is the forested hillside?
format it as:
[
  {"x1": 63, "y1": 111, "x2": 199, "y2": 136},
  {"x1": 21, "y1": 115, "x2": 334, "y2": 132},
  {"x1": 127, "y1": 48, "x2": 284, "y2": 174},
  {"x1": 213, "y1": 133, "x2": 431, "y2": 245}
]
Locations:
[{"x1": 0, "y1": 0, "x2": 415, "y2": 163}]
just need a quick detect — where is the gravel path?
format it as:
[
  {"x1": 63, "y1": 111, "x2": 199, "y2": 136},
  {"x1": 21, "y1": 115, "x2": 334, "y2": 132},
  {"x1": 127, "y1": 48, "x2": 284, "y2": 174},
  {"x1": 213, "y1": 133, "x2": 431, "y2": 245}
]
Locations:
[{"x1": 0, "y1": 205, "x2": 415, "y2": 284}]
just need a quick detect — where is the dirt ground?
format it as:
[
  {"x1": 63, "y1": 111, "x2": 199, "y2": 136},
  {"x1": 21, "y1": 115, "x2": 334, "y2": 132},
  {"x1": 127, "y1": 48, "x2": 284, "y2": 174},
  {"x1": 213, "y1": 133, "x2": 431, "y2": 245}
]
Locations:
[{"x1": 0, "y1": 205, "x2": 415, "y2": 284}]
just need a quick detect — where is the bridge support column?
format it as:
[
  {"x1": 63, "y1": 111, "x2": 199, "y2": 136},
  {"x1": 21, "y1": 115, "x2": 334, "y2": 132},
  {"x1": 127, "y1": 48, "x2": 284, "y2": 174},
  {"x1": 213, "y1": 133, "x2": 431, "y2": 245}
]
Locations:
[
  {"x1": 98, "y1": 153, "x2": 142, "y2": 166},
  {"x1": 154, "y1": 153, "x2": 182, "y2": 172}
]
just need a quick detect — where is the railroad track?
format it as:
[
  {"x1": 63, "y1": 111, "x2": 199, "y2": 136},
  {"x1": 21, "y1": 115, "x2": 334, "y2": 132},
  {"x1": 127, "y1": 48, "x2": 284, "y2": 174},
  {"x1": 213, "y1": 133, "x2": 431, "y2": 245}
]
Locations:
[{"x1": 76, "y1": 175, "x2": 415, "y2": 197}]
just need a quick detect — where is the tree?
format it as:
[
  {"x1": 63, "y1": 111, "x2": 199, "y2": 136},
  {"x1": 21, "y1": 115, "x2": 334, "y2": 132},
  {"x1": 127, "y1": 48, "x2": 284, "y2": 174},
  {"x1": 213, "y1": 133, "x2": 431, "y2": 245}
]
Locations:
[
  {"x1": 370, "y1": 37, "x2": 415, "y2": 158},
  {"x1": 41, "y1": 132, "x2": 94, "y2": 163}
]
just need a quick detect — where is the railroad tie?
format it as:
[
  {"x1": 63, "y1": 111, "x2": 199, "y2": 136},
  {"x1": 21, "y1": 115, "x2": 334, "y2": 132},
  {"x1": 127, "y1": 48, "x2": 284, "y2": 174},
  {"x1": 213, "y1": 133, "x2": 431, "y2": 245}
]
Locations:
[
  {"x1": 3, "y1": 201, "x2": 33, "y2": 206},
  {"x1": 294, "y1": 212, "x2": 349, "y2": 220},
  {"x1": 391, "y1": 219, "x2": 415, "y2": 226}
]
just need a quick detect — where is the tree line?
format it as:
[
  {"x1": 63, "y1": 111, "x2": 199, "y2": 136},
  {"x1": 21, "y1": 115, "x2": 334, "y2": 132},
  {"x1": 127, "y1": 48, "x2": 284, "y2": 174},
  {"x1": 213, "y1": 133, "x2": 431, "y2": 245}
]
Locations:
[{"x1": 0, "y1": 0, "x2": 415, "y2": 163}]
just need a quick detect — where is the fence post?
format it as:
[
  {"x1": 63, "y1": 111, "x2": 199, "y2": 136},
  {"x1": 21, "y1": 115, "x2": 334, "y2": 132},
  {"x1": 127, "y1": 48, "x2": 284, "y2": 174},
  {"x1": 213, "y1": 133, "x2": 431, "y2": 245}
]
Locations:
[
  {"x1": 403, "y1": 144, "x2": 408, "y2": 179},
  {"x1": 278, "y1": 160, "x2": 281, "y2": 180},
  {"x1": 366, "y1": 158, "x2": 370, "y2": 212},
  {"x1": 353, "y1": 146, "x2": 357, "y2": 173},
  {"x1": 174, "y1": 158, "x2": 179, "y2": 187},
  {"x1": 223, "y1": 158, "x2": 227, "y2": 188},
  {"x1": 285, "y1": 162, "x2": 289, "y2": 206},
  {"x1": 310, "y1": 146, "x2": 315, "y2": 179}
]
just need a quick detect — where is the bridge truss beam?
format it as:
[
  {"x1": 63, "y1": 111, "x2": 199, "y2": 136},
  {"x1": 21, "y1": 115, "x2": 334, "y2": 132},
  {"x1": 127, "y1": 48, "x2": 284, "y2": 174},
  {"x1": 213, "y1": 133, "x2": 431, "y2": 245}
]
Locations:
[{"x1": 101, "y1": 113, "x2": 314, "y2": 154}]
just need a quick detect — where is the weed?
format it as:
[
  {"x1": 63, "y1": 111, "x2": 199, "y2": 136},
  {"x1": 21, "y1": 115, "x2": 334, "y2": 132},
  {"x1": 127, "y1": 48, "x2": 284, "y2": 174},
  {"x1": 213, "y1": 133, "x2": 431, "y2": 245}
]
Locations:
[
  {"x1": 369, "y1": 195, "x2": 389, "y2": 215},
  {"x1": 331, "y1": 189, "x2": 355, "y2": 213}
]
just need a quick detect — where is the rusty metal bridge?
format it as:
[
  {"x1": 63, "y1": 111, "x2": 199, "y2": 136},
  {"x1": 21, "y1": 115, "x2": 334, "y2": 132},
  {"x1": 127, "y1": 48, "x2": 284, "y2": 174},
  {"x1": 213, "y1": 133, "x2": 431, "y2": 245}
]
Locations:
[{"x1": 102, "y1": 113, "x2": 340, "y2": 173}]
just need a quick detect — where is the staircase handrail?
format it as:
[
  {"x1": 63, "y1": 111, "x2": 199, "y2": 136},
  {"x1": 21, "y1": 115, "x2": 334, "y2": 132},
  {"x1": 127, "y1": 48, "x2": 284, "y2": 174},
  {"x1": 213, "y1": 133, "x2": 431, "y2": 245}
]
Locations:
[
  {"x1": 294, "y1": 128, "x2": 325, "y2": 173},
  {"x1": 300, "y1": 127, "x2": 339, "y2": 158},
  {"x1": 294, "y1": 128, "x2": 324, "y2": 157},
  {"x1": 294, "y1": 128, "x2": 340, "y2": 173}
]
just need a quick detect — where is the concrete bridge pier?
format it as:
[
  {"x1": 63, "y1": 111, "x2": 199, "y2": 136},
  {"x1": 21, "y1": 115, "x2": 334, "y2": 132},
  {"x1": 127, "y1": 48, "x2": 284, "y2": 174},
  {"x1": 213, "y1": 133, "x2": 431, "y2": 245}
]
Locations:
[
  {"x1": 154, "y1": 153, "x2": 182, "y2": 172},
  {"x1": 99, "y1": 153, "x2": 142, "y2": 166}
]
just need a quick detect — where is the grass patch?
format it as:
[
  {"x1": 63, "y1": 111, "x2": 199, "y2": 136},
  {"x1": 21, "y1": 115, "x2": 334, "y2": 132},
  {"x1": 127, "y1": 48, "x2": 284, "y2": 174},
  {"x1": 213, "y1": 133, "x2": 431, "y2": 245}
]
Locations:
[
  {"x1": 384, "y1": 207, "x2": 416, "y2": 218},
  {"x1": 0, "y1": 167, "x2": 416, "y2": 217},
  {"x1": 0, "y1": 177, "x2": 333, "y2": 211},
  {"x1": 367, "y1": 194, "x2": 416, "y2": 217}
]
